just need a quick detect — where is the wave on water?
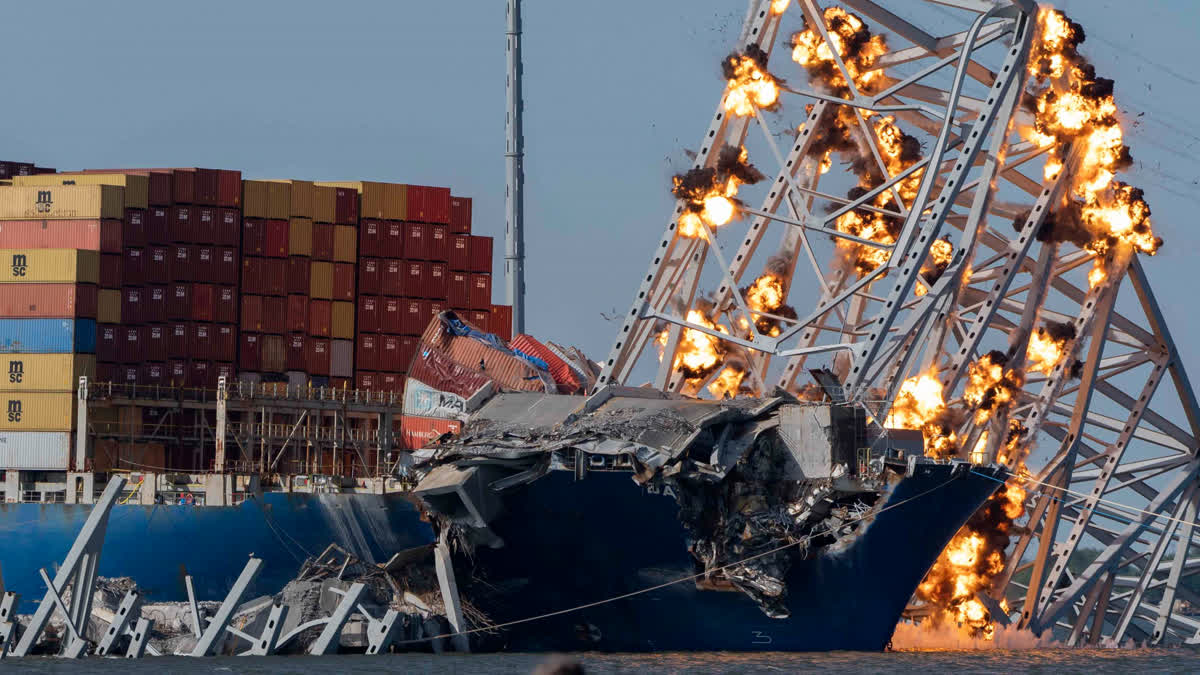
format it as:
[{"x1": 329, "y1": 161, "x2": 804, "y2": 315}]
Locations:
[{"x1": 889, "y1": 620, "x2": 1058, "y2": 650}]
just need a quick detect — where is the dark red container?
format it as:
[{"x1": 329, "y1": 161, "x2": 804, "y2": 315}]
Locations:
[
  {"x1": 191, "y1": 323, "x2": 213, "y2": 360},
  {"x1": 147, "y1": 207, "x2": 170, "y2": 242},
  {"x1": 145, "y1": 324, "x2": 168, "y2": 362},
  {"x1": 307, "y1": 337, "x2": 331, "y2": 376},
  {"x1": 404, "y1": 223, "x2": 428, "y2": 260},
  {"x1": 428, "y1": 225, "x2": 449, "y2": 262},
  {"x1": 429, "y1": 263, "x2": 447, "y2": 300},
  {"x1": 167, "y1": 282, "x2": 191, "y2": 320},
  {"x1": 263, "y1": 295, "x2": 287, "y2": 334},
  {"x1": 171, "y1": 245, "x2": 191, "y2": 281},
  {"x1": 215, "y1": 286, "x2": 237, "y2": 324},
  {"x1": 287, "y1": 295, "x2": 308, "y2": 333},
  {"x1": 120, "y1": 326, "x2": 143, "y2": 364},
  {"x1": 357, "y1": 333, "x2": 379, "y2": 371},
  {"x1": 382, "y1": 259, "x2": 404, "y2": 297},
  {"x1": 381, "y1": 372, "x2": 404, "y2": 393},
  {"x1": 358, "y1": 296, "x2": 379, "y2": 333},
  {"x1": 216, "y1": 247, "x2": 239, "y2": 286},
  {"x1": 286, "y1": 334, "x2": 306, "y2": 371},
  {"x1": 121, "y1": 288, "x2": 143, "y2": 325},
  {"x1": 381, "y1": 297, "x2": 403, "y2": 334},
  {"x1": 117, "y1": 364, "x2": 139, "y2": 386},
  {"x1": 312, "y1": 223, "x2": 334, "y2": 260},
  {"x1": 242, "y1": 257, "x2": 286, "y2": 296},
  {"x1": 195, "y1": 207, "x2": 217, "y2": 244},
  {"x1": 429, "y1": 301, "x2": 446, "y2": 325},
  {"x1": 240, "y1": 259, "x2": 261, "y2": 295},
  {"x1": 171, "y1": 169, "x2": 196, "y2": 205},
  {"x1": 469, "y1": 273, "x2": 492, "y2": 310},
  {"x1": 449, "y1": 234, "x2": 470, "y2": 271},
  {"x1": 97, "y1": 324, "x2": 120, "y2": 363},
  {"x1": 334, "y1": 188, "x2": 357, "y2": 225},
  {"x1": 243, "y1": 218, "x2": 266, "y2": 256},
  {"x1": 169, "y1": 322, "x2": 189, "y2": 357},
  {"x1": 124, "y1": 209, "x2": 147, "y2": 248},
  {"x1": 191, "y1": 283, "x2": 214, "y2": 321},
  {"x1": 239, "y1": 333, "x2": 261, "y2": 371},
  {"x1": 399, "y1": 336, "x2": 417, "y2": 373},
  {"x1": 356, "y1": 372, "x2": 379, "y2": 390},
  {"x1": 380, "y1": 334, "x2": 401, "y2": 372},
  {"x1": 406, "y1": 261, "x2": 427, "y2": 299},
  {"x1": 141, "y1": 362, "x2": 165, "y2": 388},
  {"x1": 358, "y1": 258, "x2": 381, "y2": 295},
  {"x1": 309, "y1": 300, "x2": 332, "y2": 337},
  {"x1": 188, "y1": 360, "x2": 211, "y2": 390},
  {"x1": 147, "y1": 246, "x2": 170, "y2": 283},
  {"x1": 265, "y1": 219, "x2": 289, "y2": 258},
  {"x1": 402, "y1": 299, "x2": 430, "y2": 335},
  {"x1": 406, "y1": 185, "x2": 451, "y2": 224},
  {"x1": 168, "y1": 359, "x2": 187, "y2": 385},
  {"x1": 333, "y1": 263, "x2": 355, "y2": 301},
  {"x1": 119, "y1": 249, "x2": 142, "y2": 286},
  {"x1": 217, "y1": 170, "x2": 242, "y2": 208},
  {"x1": 193, "y1": 246, "x2": 215, "y2": 283},
  {"x1": 170, "y1": 206, "x2": 193, "y2": 243},
  {"x1": 195, "y1": 169, "x2": 219, "y2": 205},
  {"x1": 214, "y1": 361, "x2": 235, "y2": 388},
  {"x1": 214, "y1": 324, "x2": 237, "y2": 362},
  {"x1": 241, "y1": 295, "x2": 263, "y2": 332},
  {"x1": 380, "y1": 221, "x2": 401, "y2": 258},
  {"x1": 360, "y1": 220, "x2": 382, "y2": 257},
  {"x1": 490, "y1": 304, "x2": 513, "y2": 341},
  {"x1": 287, "y1": 256, "x2": 310, "y2": 295},
  {"x1": 449, "y1": 196, "x2": 472, "y2": 234},
  {"x1": 216, "y1": 208, "x2": 241, "y2": 246},
  {"x1": 469, "y1": 235, "x2": 493, "y2": 273},
  {"x1": 467, "y1": 309, "x2": 490, "y2": 328},
  {"x1": 448, "y1": 271, "x2": 470, "y2": 308},
  {"x1": 146, "y1": 285, "x2": 167, "y2": 323},
  {"x1": 146, "y1": 174, "x2": 172, "y2": 207}
]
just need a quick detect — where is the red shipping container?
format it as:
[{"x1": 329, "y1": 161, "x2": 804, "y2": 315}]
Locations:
[
  {"x1": 215, "y1": 208, "x2": 239, "y2": 246},
  {"x1": 449, "y1": 234, "x2": 470, "y2": 271},
  {"x1": 381, "y1": 373, "x2": 404, "y2": 393},
  {"x1": 168, "y1": 322, "x2": 189, "y2": 358},
  {"x1": 239, "y1": 333, "x2": 262, "y2": 371},
  {"x1": 399, "y1": 416, "x2": 461, "y2": 450},
  {"x1": 261, "y1": 334, "x2": 286, "y2": 372},
  {"x1": 287, "y1": 295, "x2": 308, "y2": 333},
  {"x1": 121, "y1": 326, "x2": 143, "y2": 364},
  {"x1": 402, "y1": 299, "x2": 431, "y2": 335},
  {"x1": 467, "y1": 309, "x2": 490, "y2": 328},
  {"x1": 381, "y1": 297, "x2": 403, "y2": 334},
  {"x1": 215, "y1": 247, "x2": 238, "y2": 286},
  {"x1": 122, "y1": 248, "x2": 144, "y2": 286},
  {"x1": 170, "y1": 206, "x2": 193, "y2": 243},
  {"x1": 358, "y1": 296, "x2": 379, "y2": 333},
  {"x1": 0, "y1": 219, "x2": 122, "y2": 253},
  {"x1": 448, "y1": 271, "x2": 470, "y2": 308},
  {"x1": 399, "y1": 336, "x2": 417, "y2": 372},
  {"x1": 265, "y1": 219, "x2": 289, "y2": 257},
  {"x1": 146, "y1": 285, "x2": 168, "y2": 323},
  {"x1": 146, "y1": 207, "x2": 169, "y2": 240},
  {"x1": 287, "y1": 256, "x2": 310, "y2": 295},
  {"x1": 286, "y1": 334, "x2": 306, "y2": 371},
  {"x1": 167, "y1": 283, "x2": 191, "y2": 320},
  {"x1": 469, "y1": 273, "x2": 492, "y2": 310},
  {"x1": 117, "y1": 364, "x2": 139, "y2": 386},
  {"x1": 168, "y1": 359, "x2": 187, "y2": 385},
  {"x1": 195, "y1": 169, "x2": 219, "y2": 205},
  {"x1": 404, "y1": 223, "x2": 428, "y2": 260},
  {"x1": 406, "y1": 261, "x2": 427, "y2": 299},
  {"x1": 406, "y1": 185, "x2": 451, "y2": 224},
  {"x1": 429, "y1": 301, "x2": 446, "y2": 325},
  {"x1": 241, "y1": 295, "x2": 263, "y2": 332},
  {"x1": 379, "y1": 334, "x2": 401, "y2": 372},
  {"x1": 449, "y1": 196, "x2": 472, "y2": 234},
  {"x1": 143, "y1": 173, "x2": 171, "y2": 207},
  {"x1": 357, "y1": 333, "x2": 379, "y2": 371},
  {"x1": 214, "y1": 324, "x2": 237, "y2": 362},
  {"x1": 170, "y1": 169, "x2": 196, "y2": 204},
  {"x1": 0, "y1": 283, "x2": 97, "y2": 318},
  {"x1": 307, "y1": 337, "x2": 331, "y2": 376},
  {"x1": 97, "y1": 324, "x2": 120, "y2": 362},
  {"x1": 124, "y1": 209, "x2": 147, "y2": 248},
  {"x1": 263, "y1": 295, "x2": 287, "y2": 334},
  {"x1": 188, "y1": 360, "x2": 211, "y2": 390},
  {"x1": 384, "y1": 221, "x2": 404, "y2": 258},
  {"x1": 312, "y1": 223, "x2": 334, "y2": 260},
  {"x1": 215, "y1": 286, "x2": 237, "y2": 324},
  {"x1": 309, "y1": 300, "x2": 332, "y2": 337},
  {"x1": 490, "y1": 304, "x2": 513, "y2": 342},
  {"x1": 193, "y1": 246, "x2": 215, "y2": 283},
  {"x1": 214, "y1": 361, "x2": 235, "y2": 388},
  {"x1": 141, "y1": 363, "x2": 165, "y2": 388},
  {"x1": 218, "y1": 170, "x2": 242, "y2": 208},
  {"x1": 145, "y1": 324, "x2": 168, "y2": 362},
  {"x1": 333, "y1": 263, "x2": 355, "y2": 301},
  {"x1": 147, "y1": 246, "x2": 170, "y2": 283},
  {"x1": 428, "y1": 224, "x2": 449, "y2": 262},
  {"x1": 356, "y1": 372, "x2": 380, "y2": 391},
  {"x1": 191, "y1": 283, "x2": 214, "y2": 321},
  {"x1": 429, "y1": 263, "x2": 447, "y2": 300},
  {"x1": 243, "y1": 218, "x2": 266, "y2": 256},
  {"x1": 121, "y1": 288, "x2": 143, "y2": 324},
  {"x1": 359, "y1": 258, "x2": 381, "y2": 295},
  {"x1": 381, "y1": 259, "x2": 404, "y2": 297},
  {"x1": 242, "y1": 257, "x2": 285, "y2": 295},
  {"x1": 93, "y1": 362, "x2": 112, "y2": 384},
  {"x1": 195, "y1": 207, "x2": 217, "y2": 244},
  {"x1": 191, "y1": 323, "x2": 213, "y2": 360},
  {"x1": 171, "y1": 245, "x2": 191, "y2": 281},
  {"x1": 334, "y1": 188, "x2": 357, "y2": 225},
  {"x1": 360, "y1": 220, "x2": 382, "y2": 257},
  {"x1": 469, "y1": 235, "x2": 492, "y2": 273}
]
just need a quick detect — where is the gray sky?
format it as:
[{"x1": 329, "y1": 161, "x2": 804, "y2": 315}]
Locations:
[{"x1": 2, "y1": 0, "x2": 1197, "y2": 375}]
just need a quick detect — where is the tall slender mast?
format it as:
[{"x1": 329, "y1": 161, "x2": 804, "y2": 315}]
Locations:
[{"x1": 505, "y1": 0, "x2": 526, "y2": 335}]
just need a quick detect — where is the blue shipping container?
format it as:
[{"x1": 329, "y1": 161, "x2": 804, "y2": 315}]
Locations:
[{"x1": 0, "y1": 319, "x2": 96, "y2": 354}]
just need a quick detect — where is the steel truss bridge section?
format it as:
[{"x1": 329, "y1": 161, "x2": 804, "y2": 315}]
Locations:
[{"x1": 596, "y1": 0, "x2": 1200, "y2": 645}]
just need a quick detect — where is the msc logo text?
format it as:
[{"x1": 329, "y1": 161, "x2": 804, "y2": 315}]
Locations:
[
  {"x1": 7, "y1": 400, "x2": 22, "y2": 423},
  {"x1": 10, "y1": 253, "x2": 27, "y2": 277},
  {"x1": 35, "y1": 190, "x2": 52, "y2": 214},
  {"x1": 8, "y1": 361, "x2": 23, "y2": 384}
]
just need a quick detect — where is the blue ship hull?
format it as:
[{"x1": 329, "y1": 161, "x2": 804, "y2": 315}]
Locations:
[
  {"x1": 0, "y1": 493, "x2": 434, "y2": 612},
  {"x1": 460, "y1": 463, "x2": 1004, "y2": 652}
]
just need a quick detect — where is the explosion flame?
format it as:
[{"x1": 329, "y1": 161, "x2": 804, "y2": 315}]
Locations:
[
  {"x1": 791, "y1": 7, "x2": 887, "y2": 97},
  {"x1": 1026, "y1": 320, "x2": 1076, "y2": 375},
  {"x1": 888, "y1": 370, "x2": 959, "y2": 460},
  {"x1": 723, "y1": 44, "x2": 780, "y2": 117},
  {"x1": 672, "y1": 146, "x2": 766, "y2": 238},
  {"x1": 964, "y1": 352, "x2": 1021, "y2": 426}
]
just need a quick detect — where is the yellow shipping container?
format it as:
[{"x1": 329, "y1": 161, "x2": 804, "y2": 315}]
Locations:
[
  {"x1": 243, "y1": 181, "x2": 270, "y2": 218},
  {"x1": 12, "y1": 173, "x2": 149, "y2": 210},
  {"x1": 316, "y1": 181, "x2": 406, "y2": 220},
  {"x1": 268, "y1": 180, "x2": 313, "y2": 218},
  {"x1": 266, "y1": 182, "x2": 290, "y2": 220},
  {"x1": 1, "y1": 392, "x2": 74, "y2": 431},
  {"x1": 333, "y1": 226, "x2": 357, "y2": 262},
  {"x1": 289, "y1": 217, "x2": 313, "y2": 256},
  {"x1": 0, "y1": 184, "x2": 124, "y2": 220},
  {"x1": 1, "y1": 354, "x2": 95, "y2": 392},
  {"x1": 310, "y1": 261, "x2": 333, "y2": 299},
  {"x1": 331, "y1": 302, "x2": 355, "y2": 339},
  {"x1": 0, "y1": 249, "x2": 99, "y2": 283},
  {"x1": 98, "y1": 289, "x2": 121, "y2": 323},
  {"x1": 312, "y1": 185, "x2": 337, "y2": 223}
]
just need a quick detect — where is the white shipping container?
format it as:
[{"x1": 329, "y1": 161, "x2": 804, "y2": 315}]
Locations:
[{"x1": 0, "y1": 431, "x2": 70, "y2": 470}]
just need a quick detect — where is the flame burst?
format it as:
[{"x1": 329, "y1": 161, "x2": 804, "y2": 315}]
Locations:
[
  {"x1": 964, "y1": 352, "x2": 1021, "y2": 426},
  {"x1": 742, "y1": 273, "x2": 795, "y2": 337},
  {"x1": 791, "y1": 6, "x2": 887, "y2": 97},
  {"x1": 770, "y1": 0, "x2": 789, "y2": 14},
  {"x1": 672, "y1": 146, "x2": 766, "y2": 238},
  {"x1": 1026, "y1": 320, "x2": 1076, "y2": 375},
  {"x1": 708, "y1": 365, "x2": 746, "y2": 399},
  {"x1": 723, "y1": 44, "x2": 780, "y2": 116},
  {"x1": 888, "y1": 370, "x2": 958, "y2": 460}
]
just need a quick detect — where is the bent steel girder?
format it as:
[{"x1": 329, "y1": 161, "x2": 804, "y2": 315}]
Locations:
[{"x1": 600, "y1": 0, "x2": 1198, "y2": 645}]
